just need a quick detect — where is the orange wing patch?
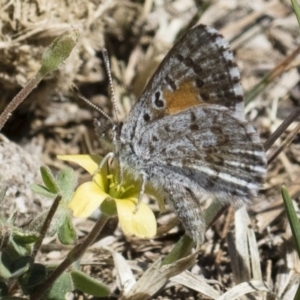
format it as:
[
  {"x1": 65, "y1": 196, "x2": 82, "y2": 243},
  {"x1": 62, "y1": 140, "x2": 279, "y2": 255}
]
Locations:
[{"x1": 163, "y1": 81, "x2": 208, "y2": 115}]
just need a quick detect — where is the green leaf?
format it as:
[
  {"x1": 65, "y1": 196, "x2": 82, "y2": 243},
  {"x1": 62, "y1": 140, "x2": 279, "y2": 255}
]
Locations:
[
  {"x1": 40, "y1": 29, "x2": 80, "y2": 75},
  {"x1": 162, "y1": 234, "x2": 194, "y2": 266},
  {"x1": 281, "y1": 186, "x2": 300, "y2": 258},
  {"x1": 292, "y1": 0, "x2": 300, "y2": 29},
  {"x1": 0, "y1": 252, "x2": 32, "y2": 279},
  {"x1": 57, "y1": 213, "x2": 77, "y2": 245},
  {"x1": 26, "y1": 264, "x2": 47, "y2": 288},
  {"x1": 282, "y1": 187, "x2": 300, "y2": 300},
  {"x1": 45, "y1": 271, "x2": 73, "y2": 300},
  {"x1": 26, "y1": 211, "x2": 48, "y2": 233},
  {"x1": 19, "y1": 264, "x2": 46, "y2": 295},
  {"x1": 31, "y1": 184, "x2": 56, "y2": 198},
  {"x1": 10, "y1": 256, "x2": 32, "y2": 278},
  {"x1": 0, "y1": 252, "x2": 12, "y2": 279},
  {"x1": 56, "y1": 168, "x2": 77, "y2": 203},
  {"x1": 12, "y1": 231, "x2": 39, "y2": 245},
  {"x1": 0, "y1": 281, "x2": 8, "y2": 296},
  {"x1": 40, "y1": 166, "x2": 60, "y2": 194},
  {"x1": 71, "y1": 269, "x2": 110, "y2": 297},
  {"x1": 9, "y1": 237, "x2": 31, "y2": 257}
]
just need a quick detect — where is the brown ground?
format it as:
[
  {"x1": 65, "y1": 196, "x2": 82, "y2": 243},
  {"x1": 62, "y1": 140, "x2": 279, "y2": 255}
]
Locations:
[{"x1": 0, "y1": 0, "x2": 299, "y2": 299}]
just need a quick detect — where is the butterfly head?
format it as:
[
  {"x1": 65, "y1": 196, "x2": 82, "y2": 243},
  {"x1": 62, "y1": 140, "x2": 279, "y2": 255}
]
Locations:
[{"x1": 94, "y1": 119, "x2": 122, "y2": 151}]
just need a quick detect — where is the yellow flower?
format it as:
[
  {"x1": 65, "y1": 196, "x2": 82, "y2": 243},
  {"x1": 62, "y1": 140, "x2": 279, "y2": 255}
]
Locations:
[{"x1": 58, "y1": 155, "x2": 157, "y2": 238}]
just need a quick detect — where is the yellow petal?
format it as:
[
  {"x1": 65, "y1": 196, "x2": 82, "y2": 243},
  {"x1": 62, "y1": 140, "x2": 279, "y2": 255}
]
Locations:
[
  {"x1": 115, "y1": 198, "x2": 157, "y2": 238},
  {"x1": 69, "y1": 181, "x2": 108, "y2": 217},
  {"x1": 58, "y1": 155, "x2": 102, "y2": 175},
  {"x1": 58, "y1": 154, "x2": 108, "y2": 191}
]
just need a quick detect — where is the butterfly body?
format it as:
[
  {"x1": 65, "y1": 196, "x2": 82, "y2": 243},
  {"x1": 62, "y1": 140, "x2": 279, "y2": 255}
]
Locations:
[{"x1": 97, "y1": 24, "x2": 266, "y2": 244}]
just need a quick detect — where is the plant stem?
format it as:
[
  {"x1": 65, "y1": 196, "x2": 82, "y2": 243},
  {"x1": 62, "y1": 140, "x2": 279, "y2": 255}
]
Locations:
[
  {"x1": 263, "y1": 108, "x2": 300, "y2": 151},
  {"x1": 29, "y1": 213, "x2": 110, "y2": 300},
  {"x1": 268, "y1": 121, "x2": 300, "y2": 164},
  {"x1": 31, "y1": 195, "x2": 62, "y2": 259},
  {"x1": 0, "y1": 72, "x2": 44, "y2": 131},
  {"x1": 245, "y1": 45, "x2": 300, "y2": 106}
]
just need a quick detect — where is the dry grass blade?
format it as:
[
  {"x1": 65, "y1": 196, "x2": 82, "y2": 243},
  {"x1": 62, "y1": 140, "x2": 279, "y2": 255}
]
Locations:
[
  {"x1": 113, "y1": 252, "x2": 136, "y2": 294},
  {"x1": 228, "y1": 207, "x2": 262, "y2": 285},
  {"x1": 216, "y1": 280, "x2": 271, "y2": 299},
  {"x1": 245, "y1": 45, "x2": 300, "y2": 105},
  {"x1": 228, "y1": 207, "x2": 250, "y2": 283},
  {"x1": 121, "y1": 252, "x2": 197, "y2": 300},
  {"x1": 277, "y1": 271, "x2": 300, "y2": 299},
  {"x1": 170, "y1": 271, "x2": 221, "y2": 299}
]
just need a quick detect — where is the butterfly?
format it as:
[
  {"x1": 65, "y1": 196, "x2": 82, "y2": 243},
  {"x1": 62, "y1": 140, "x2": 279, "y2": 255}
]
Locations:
[{"x1": 95, "y1": 24, "x2": 266, "y2": 244}]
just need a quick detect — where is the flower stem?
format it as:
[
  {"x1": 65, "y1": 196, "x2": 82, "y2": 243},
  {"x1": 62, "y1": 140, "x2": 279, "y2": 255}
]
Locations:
[
  {"x1": 31, "y1": 195, "x2": 62, "y2": 259},
  {"x1": 29, "y1": 213, "x2": 110, "y2": 300},
  {"x1": 0, "y1": 72, "x2": 43, "y2": 131}
]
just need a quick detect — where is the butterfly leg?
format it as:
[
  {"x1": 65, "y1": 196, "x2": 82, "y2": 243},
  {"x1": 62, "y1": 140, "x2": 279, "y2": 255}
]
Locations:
[
  {"x1": 93, "y1": 152, "x2": 115, "y2": 178},
  {"x1": 100, "y1": 152, "x2": 114, "y2": 169},
  {"x1": 118, "y1": 160, "x2": 124, "y2": 187},
  {"x1": 133, "y1": 171, "x2": 148, "y2": 213}
]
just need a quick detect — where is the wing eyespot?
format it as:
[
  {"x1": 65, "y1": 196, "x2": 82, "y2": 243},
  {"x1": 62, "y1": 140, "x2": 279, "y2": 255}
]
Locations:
[
  {"x1": 200, "y1": 92, "x2": 209, "y2": 101},
  {"x1": 153, "y1": 91, "x2": 165, "y2": 109},
  {"x1": 143, "y1": 113, "x2": 150, "y2": 122},
  {"x1": 195, "y1": 78, "x2": 205, "y2": 88},
  {"x1": 152, "y1": 135, "x2": 158, "y2": 142},
  {"x1": 190, "y1": 124, "x2": 199, "y2": 131}
]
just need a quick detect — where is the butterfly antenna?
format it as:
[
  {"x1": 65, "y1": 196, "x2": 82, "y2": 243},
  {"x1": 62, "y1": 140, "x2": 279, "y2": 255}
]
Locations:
[
  {"x1": 101, "y1": 48, "x2": 119, "y2": 123},
  {"x1": 71, "y1": 84, "x2": 113, "y2": 124}
]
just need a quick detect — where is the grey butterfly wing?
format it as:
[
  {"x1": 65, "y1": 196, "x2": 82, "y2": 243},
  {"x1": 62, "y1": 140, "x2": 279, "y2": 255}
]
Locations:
[
  {"x1": 121, "y1": 24, "x2": 245, "y2": 143},
  {"x1": 130, "y1": 105, "x2": 266, "y2": 244},
  {"x1": 162, "y1": 180, "x2": 206, "y2": 245},
  {"x1": 135, "y1": 105, "x2": 266, "y2": 204}
]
